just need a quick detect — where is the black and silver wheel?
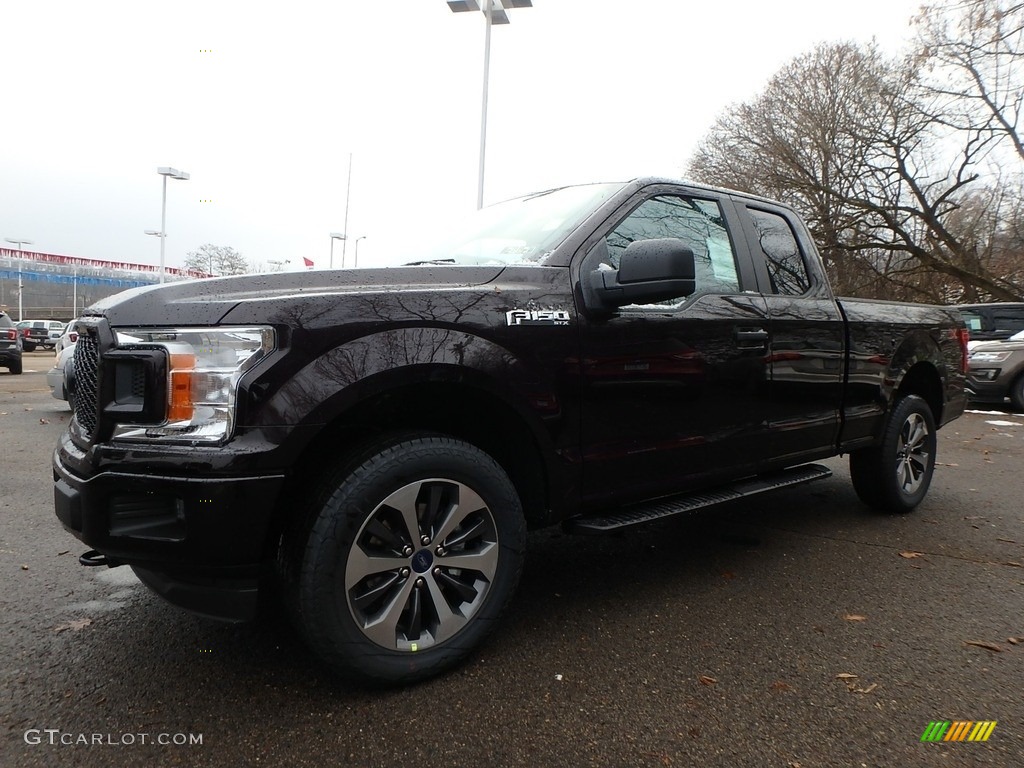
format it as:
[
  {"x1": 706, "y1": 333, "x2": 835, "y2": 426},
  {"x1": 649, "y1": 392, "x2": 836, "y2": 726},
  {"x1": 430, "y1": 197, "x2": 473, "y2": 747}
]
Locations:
[
  {"x1": 850, "y1": 394, "x2": 937, "y2": 513},
  {"x1": 293, "y1": 434, "x2": 525, "y2": 684}
]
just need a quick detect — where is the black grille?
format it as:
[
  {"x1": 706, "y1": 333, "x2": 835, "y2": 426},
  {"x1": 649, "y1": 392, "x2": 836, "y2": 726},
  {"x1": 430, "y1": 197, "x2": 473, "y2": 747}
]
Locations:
[{"x1": 73, "y1": 329, "x2": 100, "y2": 438}]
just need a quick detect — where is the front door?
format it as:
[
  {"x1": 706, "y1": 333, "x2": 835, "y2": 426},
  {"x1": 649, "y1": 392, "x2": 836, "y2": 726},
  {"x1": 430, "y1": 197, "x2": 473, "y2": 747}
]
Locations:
[{"x1": 575, "y1": 188, "x2": 770, "y2": 508}]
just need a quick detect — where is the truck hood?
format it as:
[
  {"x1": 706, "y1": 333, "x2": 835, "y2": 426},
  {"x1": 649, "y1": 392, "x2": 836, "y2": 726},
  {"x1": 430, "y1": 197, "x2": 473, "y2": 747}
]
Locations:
[{"x1": 83, "y1": 266, "x2": 506, "y2": 327}]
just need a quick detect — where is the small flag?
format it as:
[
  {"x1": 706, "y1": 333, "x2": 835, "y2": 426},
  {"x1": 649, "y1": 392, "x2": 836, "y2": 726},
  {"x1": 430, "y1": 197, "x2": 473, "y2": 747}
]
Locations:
[{"x1": 302, "y1": 257, "x2": 314, "y2": 268}]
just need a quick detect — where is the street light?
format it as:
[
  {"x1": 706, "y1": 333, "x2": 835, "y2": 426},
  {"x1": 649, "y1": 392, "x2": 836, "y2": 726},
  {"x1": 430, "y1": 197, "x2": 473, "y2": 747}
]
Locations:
[
  {"x1": 155, "y1": 167, "x2": 189, "y2": 283},
  {"x1": 330, "y1": 232, "x2": 346, "y2": 269},
  {"x1": 4, "y1": 237, "x2": 33, "y2": 321},
  {"x1": 354, "y1": 236, "x2": 367, "y2": 268},
  {"x1": 447, "y1": 0, "x2": 532, "y2": 209}
]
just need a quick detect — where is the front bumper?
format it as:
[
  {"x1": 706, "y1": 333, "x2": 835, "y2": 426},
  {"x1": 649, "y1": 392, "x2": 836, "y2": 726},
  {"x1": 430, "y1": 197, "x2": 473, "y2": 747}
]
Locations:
[
  {"x1": 53, "y1": 438, "x2": 287, "y2": 622},
  {"x1": 965, "y1": 376, "x2": 1009, "y2": 402}
]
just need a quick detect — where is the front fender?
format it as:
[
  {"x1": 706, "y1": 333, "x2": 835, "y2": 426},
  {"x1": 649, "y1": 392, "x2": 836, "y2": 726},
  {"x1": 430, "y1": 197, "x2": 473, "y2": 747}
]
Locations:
[{"x1": 249, "y1": 326, "x2": 565, "y2": 450}]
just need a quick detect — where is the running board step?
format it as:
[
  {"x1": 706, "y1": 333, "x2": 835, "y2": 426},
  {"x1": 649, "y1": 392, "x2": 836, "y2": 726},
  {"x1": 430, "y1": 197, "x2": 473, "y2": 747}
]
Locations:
[{"x1": 566, "y1": 463, "x2": 833, "y2": 534}]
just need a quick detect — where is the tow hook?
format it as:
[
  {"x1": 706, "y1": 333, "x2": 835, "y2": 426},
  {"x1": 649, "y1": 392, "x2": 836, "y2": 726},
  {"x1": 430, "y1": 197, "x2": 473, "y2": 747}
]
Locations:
[{"x1": 79, "y1": 550, "x2": 124, "y2": 568}]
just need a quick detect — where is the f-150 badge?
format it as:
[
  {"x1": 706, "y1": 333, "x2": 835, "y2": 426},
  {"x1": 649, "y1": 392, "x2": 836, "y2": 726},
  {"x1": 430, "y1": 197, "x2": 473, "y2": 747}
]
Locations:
[{"x1": 505, "y1": 309, "x2": 571, "y2": 326}]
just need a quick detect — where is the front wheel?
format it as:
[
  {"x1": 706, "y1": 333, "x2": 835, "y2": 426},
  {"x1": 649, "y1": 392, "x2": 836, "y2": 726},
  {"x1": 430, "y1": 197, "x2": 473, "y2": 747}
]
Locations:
[
  {"x1": 850, "y1": 394, "x2": 937, "y2": 513},
  {"x1": 1010, "y1": 374, "x2": 1024, "y2": 412},
  {"x1": 292, "y1": 434, "x2": 526, "y2": 684}
]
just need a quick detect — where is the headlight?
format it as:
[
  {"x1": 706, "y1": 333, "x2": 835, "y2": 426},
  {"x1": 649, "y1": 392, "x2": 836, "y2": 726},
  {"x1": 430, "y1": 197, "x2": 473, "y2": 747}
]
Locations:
[
  {"x1": 111, "y1": 326, "x2": 275, "y2": 443},
  {"x1": 969, "y1": 350, "x2": 1012, "y2": 363}
]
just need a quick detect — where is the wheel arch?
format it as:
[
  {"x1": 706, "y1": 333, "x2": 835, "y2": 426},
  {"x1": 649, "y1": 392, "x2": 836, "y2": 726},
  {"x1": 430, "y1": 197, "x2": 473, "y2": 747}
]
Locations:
[
  {"x1": 261, "y1": 374, "x2": 564, "y2": 566},
  {"x1": 894, "y1": 360, "x2": 944, "y2": 424}
]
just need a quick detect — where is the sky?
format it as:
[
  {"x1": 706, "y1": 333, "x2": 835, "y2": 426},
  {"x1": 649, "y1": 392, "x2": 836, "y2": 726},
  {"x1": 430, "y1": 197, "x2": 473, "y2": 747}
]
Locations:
[{"x1": 0, "y1": 0, "x2": 927, "y2": 272}]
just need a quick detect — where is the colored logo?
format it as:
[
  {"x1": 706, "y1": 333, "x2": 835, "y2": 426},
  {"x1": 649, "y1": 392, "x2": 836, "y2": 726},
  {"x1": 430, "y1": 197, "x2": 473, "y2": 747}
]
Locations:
[{"x1": 920, "y1": 721, "x2": 996, "y2": 742}]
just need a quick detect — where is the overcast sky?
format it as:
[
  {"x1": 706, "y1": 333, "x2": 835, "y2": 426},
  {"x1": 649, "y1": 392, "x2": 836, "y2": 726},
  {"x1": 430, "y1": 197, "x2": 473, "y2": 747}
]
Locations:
[{"x1": 0, "y1": 0, "x2": 926, "y2": 272}]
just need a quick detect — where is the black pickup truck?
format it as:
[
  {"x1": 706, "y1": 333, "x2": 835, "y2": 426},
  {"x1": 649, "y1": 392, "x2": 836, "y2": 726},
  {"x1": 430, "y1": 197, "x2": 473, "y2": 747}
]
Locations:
[{"x1": 53, "y1": 178, "x2": 968, "y2": 683}]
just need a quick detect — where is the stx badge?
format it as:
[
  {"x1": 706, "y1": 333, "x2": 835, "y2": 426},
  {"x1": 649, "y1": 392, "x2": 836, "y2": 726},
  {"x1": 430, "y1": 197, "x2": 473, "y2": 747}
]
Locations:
[{"x1": 505, "y1": 309, "x2": 571, "y2": 326}]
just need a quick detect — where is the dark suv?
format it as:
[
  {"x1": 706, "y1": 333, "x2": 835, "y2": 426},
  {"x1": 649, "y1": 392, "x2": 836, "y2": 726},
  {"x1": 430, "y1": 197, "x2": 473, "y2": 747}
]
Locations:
[
  {"x1": 957, "y1": 303, "x2": 1024, "y2": 343},
  {"x1": 0, "y1": 311, "x2": 23, "y2": 374}
]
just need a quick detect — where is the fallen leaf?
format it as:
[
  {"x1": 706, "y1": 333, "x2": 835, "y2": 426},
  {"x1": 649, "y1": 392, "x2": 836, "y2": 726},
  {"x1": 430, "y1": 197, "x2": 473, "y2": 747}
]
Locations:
[
  {"x1": 855, "y1": 683, "x2": 878, "y2": 694},
  {"x1": 835, "y1": 673, "x2": 859, "y2": 680},
  {"x1": 54, "y1": 618, "x2": 92, "y2": 633},
  {"x1": 963, "y1": 640, "x2": 1003, "y2": 653},
  {"x1": 57, "y1": 550, "x2": 69, "y2": 556},
  {"x1": 899, "y1": 551, "x2": 925, "y2": 559},
  {"x1": 997, "y1": 538, "x2": 1016, "y2": 544},
  {"x1": 698, "y1": 675, "x2": 717, "y2": 686},
  {"x1": 770, "y1": 680, "x2": 792, "y2": 692},
  {"x1": 843, "y1": 614, "x2": 867, "y2": 622},
  {"x1": 1008, "y1": 637, "x2": 1022, "y2": 645}
]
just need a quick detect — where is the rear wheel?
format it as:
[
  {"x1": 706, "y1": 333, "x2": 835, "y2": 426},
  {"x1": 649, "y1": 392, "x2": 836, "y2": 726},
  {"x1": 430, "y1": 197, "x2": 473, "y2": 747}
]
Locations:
[
  {"x1": 850, "y1": 395, "x2": 936, "y2": 513},
  {"x1": 291, "y1": 434, "x2": 526, "y2": 684},
  {"x1": 8, "y1": 358, "x2": 22, "y2": 375}
]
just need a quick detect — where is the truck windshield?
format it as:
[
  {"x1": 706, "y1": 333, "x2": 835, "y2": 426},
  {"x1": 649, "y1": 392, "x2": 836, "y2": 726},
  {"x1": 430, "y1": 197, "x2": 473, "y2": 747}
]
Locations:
[{"x1": 408, "y1": 182, "x2": 621, "y2": 266}]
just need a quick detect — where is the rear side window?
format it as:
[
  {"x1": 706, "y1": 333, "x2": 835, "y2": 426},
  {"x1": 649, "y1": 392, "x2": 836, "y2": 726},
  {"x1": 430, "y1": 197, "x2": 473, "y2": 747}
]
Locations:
[
  {"x1": 747, "y1": 208, "x2": 811, "y2": 296},
  {"x1": 0, "y1": 314, "x2": 12, "y2": 329},
  {"x1": 992, "y1": 311, "x2": 1024, "y2": 334}
]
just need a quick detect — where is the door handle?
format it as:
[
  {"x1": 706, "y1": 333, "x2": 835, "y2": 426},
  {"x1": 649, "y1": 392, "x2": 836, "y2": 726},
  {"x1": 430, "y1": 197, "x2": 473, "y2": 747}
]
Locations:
[{"x1": 734, "y1": 328, "x2": 769, "y2": 345}]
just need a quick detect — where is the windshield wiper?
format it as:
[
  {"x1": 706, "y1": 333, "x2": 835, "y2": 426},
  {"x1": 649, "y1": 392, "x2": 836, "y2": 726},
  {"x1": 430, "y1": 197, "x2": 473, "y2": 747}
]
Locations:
[{"x1": 402, "y1": 258, "x2": 457, "y2": 266}]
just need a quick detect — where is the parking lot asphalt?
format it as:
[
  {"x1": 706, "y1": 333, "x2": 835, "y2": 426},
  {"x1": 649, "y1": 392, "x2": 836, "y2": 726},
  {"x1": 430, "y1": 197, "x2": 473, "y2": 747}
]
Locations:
[{"x1": 1, "y1": 352, "x2": 1022, "y2": 767}]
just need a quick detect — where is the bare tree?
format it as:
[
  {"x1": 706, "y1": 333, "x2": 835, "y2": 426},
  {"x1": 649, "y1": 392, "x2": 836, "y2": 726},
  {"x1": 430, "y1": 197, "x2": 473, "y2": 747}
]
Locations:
[
  {"x1": 687, "y1": 37, "x2": 1024, "y2": 302},
  {"x1": 184, "y1": 244, "x2": 249, "y2": 277},
  {"x1": 916, "y1": 1, "x2": 1024, "y2": 159}
]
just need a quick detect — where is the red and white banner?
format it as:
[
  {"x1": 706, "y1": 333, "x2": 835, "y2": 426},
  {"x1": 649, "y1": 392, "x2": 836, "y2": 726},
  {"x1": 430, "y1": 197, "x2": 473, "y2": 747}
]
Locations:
[{"x1": 0, "y1": 247, "x2": 208, "y2": 278}]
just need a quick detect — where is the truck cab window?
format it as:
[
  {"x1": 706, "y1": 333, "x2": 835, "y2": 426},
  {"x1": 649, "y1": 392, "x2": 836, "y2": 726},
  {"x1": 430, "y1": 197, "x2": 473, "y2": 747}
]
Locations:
[
  {"x1": 605, "y1": 196, "x2": 740, "y2": 299},
  {"x1": 747, "y1": 208, "x2": 811, "y2": 295}
]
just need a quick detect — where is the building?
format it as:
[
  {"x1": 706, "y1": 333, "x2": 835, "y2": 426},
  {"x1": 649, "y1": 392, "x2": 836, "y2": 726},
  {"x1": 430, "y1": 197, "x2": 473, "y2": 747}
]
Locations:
[{"x1": 0, "y1": 247, "x2": 206, "y2": 321}]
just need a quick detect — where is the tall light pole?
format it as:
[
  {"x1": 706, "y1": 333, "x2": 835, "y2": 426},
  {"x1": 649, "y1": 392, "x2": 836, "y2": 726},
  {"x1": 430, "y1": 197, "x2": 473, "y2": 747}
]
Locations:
[
  {"x1": 447, "y1": 1, "x2": 532, "y2": 209},
  {"x1": 354, "y1": 236, "x2": 367, "y2": 267},
  {"x1": 4, "y1": 238, "x2": 32, "y2": 321},
  {"x1": 341, "y1": 153, "x2": 353, "y2": 268},
  {"x1": 155, "y1": 167, "x2": 189, "y2": 283},
  {"x1": 330, "y1": 233, "x2": 346, "y2": 269}
]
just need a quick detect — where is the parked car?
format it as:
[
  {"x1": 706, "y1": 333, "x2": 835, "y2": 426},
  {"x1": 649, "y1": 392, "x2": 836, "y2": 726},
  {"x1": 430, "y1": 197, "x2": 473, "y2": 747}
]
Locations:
[
  {"x1": 17, "y1": 319, "x2": 66, "y2": 352},
  {"x1": 966, "y1": 329, "x2": 1024, "y2": 410},
  {"x1": 957, "y1": 302, "x2": 1024, "y2": 344},
  {"x1": 53, "y1": 322, "x2": 80, "y2": 355},
  {"x1": 0, "y1": 311, "x2": 23, "y2": 374},
  {"x1": 47, "y1": 342, "x2": 76, "y2": 409},
  {"x1": 54, "y1": 177, "x2": 968, "y2": 684}
]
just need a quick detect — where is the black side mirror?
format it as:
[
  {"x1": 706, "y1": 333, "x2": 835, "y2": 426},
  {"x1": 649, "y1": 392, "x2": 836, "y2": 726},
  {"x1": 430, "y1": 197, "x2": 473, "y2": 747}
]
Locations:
[{"x1": 589, "y1": 238, "x2": 696, "y2": 309}]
